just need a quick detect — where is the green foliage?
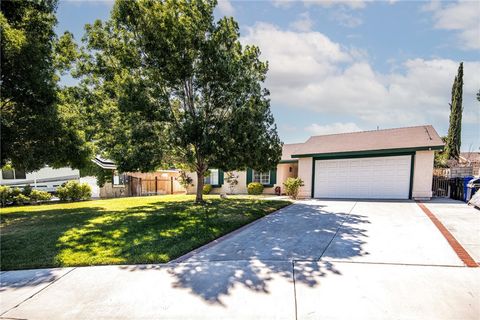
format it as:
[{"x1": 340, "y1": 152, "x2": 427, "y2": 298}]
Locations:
[
  {"x1": 13, "y1": 194, "x2": 30, "y2": 205},
  {"x1": 247, "y1": 182, "x2": 264, "y2": 195},
  {"x1": 0, "y1": 1, "x2": 91, "y2": 171},
  {"x1": 79, "y1": 161, "x2": 112, "y2": 187},
  {"x1": 22, "y1": 184, "x2": 32, "y2": 196},
  {"x1": 29, "y1": 190, "x2": 52, "y2": 203},
  {"x1": 283, "y1": 177, "x2": 304, "y2": 199},
  {"x1": 0, "y1": 186, "x2": 11, "y2": 207},
  {"x1": 178, "y1": 171, "x2": 193, "y2": 190},
  {"x1": 57, "y1": 181, "x2": 92, "y2": 201},
  {"x1": 1, "y1": 185, "x2": 53, "y2": 206},
  {"x1": 445, "y1": 62, "x2": 463, "y2": 160},
  {"x1": 76, "y1": 0, "x2": 282, "y2": 202},
  {"x1": 202, "y1": 184, "x2": 213, "y2": 195}
]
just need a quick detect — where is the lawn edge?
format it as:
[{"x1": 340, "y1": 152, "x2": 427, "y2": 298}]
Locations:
[{"x1": 169, "y1": 201, "x2": 294, "y2": 264}]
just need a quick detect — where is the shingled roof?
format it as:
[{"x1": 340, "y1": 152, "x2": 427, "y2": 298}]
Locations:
[{"x1": 291, "y1": 125, "x2": 444, "y2": 158}]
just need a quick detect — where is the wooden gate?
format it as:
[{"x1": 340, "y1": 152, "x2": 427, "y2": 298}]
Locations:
[{"x1": 129, "y1": 176, "x2": 174, "y2": 197}]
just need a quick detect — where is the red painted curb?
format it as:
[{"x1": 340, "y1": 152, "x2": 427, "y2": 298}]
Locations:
[{"x1": 417, "y1": 201, "x2": 478, "y2": 268}]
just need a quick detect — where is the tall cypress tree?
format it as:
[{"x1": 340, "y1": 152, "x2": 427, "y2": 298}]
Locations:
[{"x1": 445, "y1": 62, "x2": 463, "y2": 160}]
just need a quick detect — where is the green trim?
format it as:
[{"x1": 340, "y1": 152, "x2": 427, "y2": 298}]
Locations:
[
  {"x1": 292, "y1": 145, "x2": 444, "y2": 159},
  {"x1": 409, "y1": 154, "x2": 415, "y2": 199},
  {"x1": 219, "y1": 170, "x2": 224, "y2": 186},
  {"x1": 311, "y1": 158, "x2": 316, "y2": 198},
  {"x1": 246, "y1": 168, "x2": 253, "y2": 185},
  {"x1": 279, "y1": 160, "x2": 298, "y2": 164},
  {"x1": 270, "y1": 169, "x2": 277, "y2": 185}
]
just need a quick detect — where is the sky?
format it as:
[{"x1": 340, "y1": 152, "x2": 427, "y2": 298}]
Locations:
[{"x1": 56, "y1": 0, "x2": 480, "y2": 151}]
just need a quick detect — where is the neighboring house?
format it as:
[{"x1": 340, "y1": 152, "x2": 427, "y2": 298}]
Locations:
[
  {"x1": 459, "y1": 152, "x2": 480, "y2": 176},
  {"x1": 0, "y1": 166, "x2": 80, "y2": 192},
  {"x1": 187, "y1": 125, "x2": 444, "y2": 200}
]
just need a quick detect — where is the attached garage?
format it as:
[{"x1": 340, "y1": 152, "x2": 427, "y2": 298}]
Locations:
[
  {"x1": 314, "y1": 155, "x2": 412, "y2": 199},
  {"x1": 289, "y1": 125, "x2": 445, "y2": 200}
]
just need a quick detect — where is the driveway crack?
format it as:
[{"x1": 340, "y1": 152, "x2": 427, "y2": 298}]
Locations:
[
  {"x1": 0, "y1": 268, "x2": 77, "y2": 317},
  {"x1": 317, "y1": 202, "x2": 357, "y2": 260}
]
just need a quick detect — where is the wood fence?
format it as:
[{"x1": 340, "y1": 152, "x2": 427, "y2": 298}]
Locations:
[{"x1": 130, "y1": 176, "x2": 175, "y2": 197}]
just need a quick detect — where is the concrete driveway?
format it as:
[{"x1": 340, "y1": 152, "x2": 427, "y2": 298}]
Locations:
[{"x1": 1, "y1": 199, "x2": 479, "y2": 319}]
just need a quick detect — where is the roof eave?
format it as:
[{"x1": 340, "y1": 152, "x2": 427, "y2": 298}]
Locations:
[{"x1": 291, "y1": 145, "x2": 445, "y2": 158}]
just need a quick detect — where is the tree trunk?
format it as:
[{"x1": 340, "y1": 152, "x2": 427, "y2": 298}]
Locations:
[{"x1": 196, "y1": 170, "x2": 205, "y2": 203}]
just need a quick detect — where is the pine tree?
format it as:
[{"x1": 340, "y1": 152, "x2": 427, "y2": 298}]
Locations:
[{"x1": 445, "y1": 62, "x2": 463, "y2": 160}]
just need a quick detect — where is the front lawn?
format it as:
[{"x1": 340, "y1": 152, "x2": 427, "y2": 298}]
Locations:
[{"x1": 0, "y1": 195, "x2": 290, "y2": 270}]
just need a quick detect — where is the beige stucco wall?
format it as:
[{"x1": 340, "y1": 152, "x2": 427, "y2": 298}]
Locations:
[
  {"x1": 186, "y1": 165, "x2": 298, "y2": 195},
  {"x1": 297, "y1": 157, "x2": 313, "y2": 199},
  {"x1": 186, "y1": 170, "x2": 249, "y2": 195},
  {"x1": 412, "y1": 150, "x2": 435, "y2": 199}
]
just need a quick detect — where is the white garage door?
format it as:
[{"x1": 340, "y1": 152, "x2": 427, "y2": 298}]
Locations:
[{"x1": 314, "y1": 155, "x2": 411, "y2": 199}]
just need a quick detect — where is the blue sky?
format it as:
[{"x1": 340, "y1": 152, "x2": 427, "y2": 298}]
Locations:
[{"x1": 56, "y1": 0, "x2": 480, "y2": 151}]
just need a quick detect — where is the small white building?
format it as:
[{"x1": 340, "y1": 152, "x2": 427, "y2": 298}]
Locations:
[{"x1": 0, "y1": 166, "x2": 80, "y2": 192}]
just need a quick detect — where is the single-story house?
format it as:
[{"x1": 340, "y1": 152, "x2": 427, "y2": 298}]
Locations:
[
  {"x1": 187, "y1": 125, "x2": 444, "y2": 200},
  {"x1": 0, "y1": 166, "x2": 80, "y2": 193}
]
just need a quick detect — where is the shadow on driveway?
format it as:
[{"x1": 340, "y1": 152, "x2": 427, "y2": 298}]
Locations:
[{"x1": 120, "y1": 201, "x2": 369, "y2": 304}]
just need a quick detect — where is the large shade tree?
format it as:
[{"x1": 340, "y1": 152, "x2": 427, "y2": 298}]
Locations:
[
  {"x1": 1, "y1": 0, "x2": 91, "y2": 171},
  {"x1": 78, "y1": 0, "x2": 282, "y2": 202}
]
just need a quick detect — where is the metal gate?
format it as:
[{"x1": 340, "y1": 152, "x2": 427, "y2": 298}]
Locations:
[{"x1": 432, "y1": 176, "x2": 450, "y2": 197}]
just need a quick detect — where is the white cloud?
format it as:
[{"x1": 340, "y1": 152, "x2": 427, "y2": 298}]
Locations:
[
  {"x1": 217, "y1": 0, "x2": 235, "y2": 16},
  {"x1": 290, "y1": 12, "x2": 314, "y2": 32},
  {"x1": 241, "y1": 23, "x2": 480, "y2": 130},
  {"x1": 271, "y1": 0, "x2": 294, "y2": 9},
  {"x1": 306, "y1": 122, "x2": 362, "y2": 135},
  {"x1": 331, "y1": 9, "x2": 363, "y2": 28},
  {"x1": 424, "y1": 0, "x2": 480, "y2": 50},
  {"x1": 304, "y1": 0, "x2": 370, "y2": 10}
]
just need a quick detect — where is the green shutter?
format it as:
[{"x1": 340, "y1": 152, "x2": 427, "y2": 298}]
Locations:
[
  {"x1": 219, "y1": 170, "x2": 224, "y2": 186},
  {"x1": 246, "y1": 168, "x2": 253, "y2": 185},
  {"x1": 270, "y1": 169, "x2": 277, "y2": 185}
]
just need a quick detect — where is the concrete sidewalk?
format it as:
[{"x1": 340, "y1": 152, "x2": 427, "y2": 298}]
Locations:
[{"x1": 1, "y1": 200, "x2": 479, "y2": 319}]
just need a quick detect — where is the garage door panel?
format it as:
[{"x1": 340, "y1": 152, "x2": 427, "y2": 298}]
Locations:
[{"x1": 314, "y1": 155, "x2": 411, "y2": 199}]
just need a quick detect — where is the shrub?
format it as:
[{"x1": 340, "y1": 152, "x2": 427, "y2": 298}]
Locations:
[
  {"x1": 203, "y1": 184, "x2": 213, "y2": 194},
  {"x1": 0, "y1": 186, "x2": 23, "y2": 206},
  {"x1": 247, "y1": 182, "x2": 264, "y2": 195},
  {"x1": 57, "y1": 181, "x2": 92, "y2": 201},
  {"x1": 0, "y1": 186, "x2": 11, "y2": 206},
  {"x1": 283, "y1": 177, "x2": 304, "y2": 200},
  {"x1": 13, "y1": 193, "x2": 29, "y2": 205},
  {"x1": 29, "y1": 190, "x2": 52, "y2": 203},
  {"x1": 22, "y1": 184, "x2": 33, "y2": 196}
]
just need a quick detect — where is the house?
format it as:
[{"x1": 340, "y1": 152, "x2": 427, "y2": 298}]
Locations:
[
  {"x1": 0, "y1": 166, "x2": 80, "y2": 192},
  {"x1": 187, "y1": 125, "x2": 443, "y2": 200},
  {"x1": 459, "y1": 152, "x2": 480, "y2": 176}
]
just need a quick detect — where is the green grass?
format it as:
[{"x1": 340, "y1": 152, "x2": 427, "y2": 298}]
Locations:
[{"x1": 0, "y1": 195, "x2": 290, "y2": 270}]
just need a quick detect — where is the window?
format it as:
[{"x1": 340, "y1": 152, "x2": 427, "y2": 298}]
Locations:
[
  {"x1": 15, "y1": 169, "x2": 26, "y2": 179},
  {"x1": 253, "y1": 170, "x2": 270, "y2": 185},
  {"x1": 2, "y1": 169, "x2": 14, "y2": 180},
  {"x1": 112, "y1": 171, "x2": 127, "y2": 186},
  {"x1": 1, "y1": 169, "x2": 26, "y2": 180},
  {"x1": 204, "y1": 169, "x2": 219, "y2": 185}
]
